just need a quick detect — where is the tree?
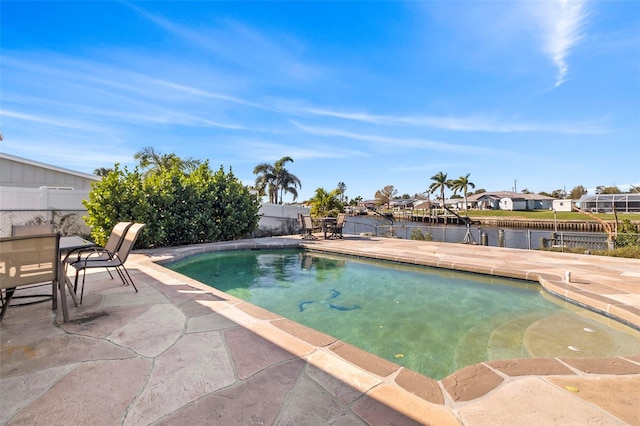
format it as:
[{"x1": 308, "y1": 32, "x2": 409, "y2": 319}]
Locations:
[
  {"x1": 337, "y1": 182, "x2": 347, "y2": 203},
  {"x1": 252, "y1": 162, "x2": 276, "y2": 202},
  {"x1": 428, "y1": 171, "x2": 452, "y2": 206},
  {"x1": 569, "y1": 185, "x2": 587, "y2": 199},
  {"x1": 600, "y1": 186, "x2": 621, "y2": 194},
  {"x1": 451, "y1": 173, "x2": 475, "y2": 213},
  {"x1": 274, "y1": 157, "x2": 302, "y2": 203},
  {"x1": 93, "y1": 167, "x2": 113, "y2": 177},
  {"x1": 349, "y1": 196, "x2": 363, "y2": 206},
  {"x1": 253, "y1": 156, "x2": 301, "y2": 204},
  {"x1": 134, "y1": 146, "x2": 201, "y2": 177},
  {"x1": 473, "y1": 188, "x2": 486, "y2": 195},
  {"x1": 374, "y1": 185, "x2": 397, "y2": 207},
  {"x1": 309, "y1": 188, "x2": 343, "y2": 217},
  {"x1": 630, "y1": 185, "x2": 640, "y2": 194}
]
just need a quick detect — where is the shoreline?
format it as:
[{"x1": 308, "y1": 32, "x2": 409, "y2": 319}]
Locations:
[{"x1": 369, "y1": 212, "x2": 640, "y2": 232}]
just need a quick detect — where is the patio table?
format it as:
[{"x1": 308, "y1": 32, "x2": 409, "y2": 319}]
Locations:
[{"x1": 315, "y1": 217, "x2": 337, "y2": 239}]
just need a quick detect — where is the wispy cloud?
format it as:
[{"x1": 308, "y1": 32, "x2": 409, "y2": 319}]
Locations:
[
  {"x1": 0, "y1": 134, "x2": 135, "y2": 173},
  {"x1": 304, "y1": 108, "x2": 608, "y2": 134},
  {"x1": 390, "y1": 163, "x2": 457, "y2": 173},
  {"x1": 532, "y1": 0, "x2": 591, "y2": 87},
  {"x1": 150, "y1": 79, "x2": 265, "y2": 110},
  {"x1": 0, "y1": 109, "x2": 110, "y2": 133},
  {"x1": 291, "y1": 122, "x2": 507, "y2": 156}
]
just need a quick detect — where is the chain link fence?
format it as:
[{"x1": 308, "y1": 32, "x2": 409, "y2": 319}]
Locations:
[
  {"x1": 0, "y1": 209, "x2": 91, "y2": 238},
  {"x1": 342, "y1": 217, "x2": 637, "y2": 251},
  {"x1": 3, "y1": 210, "x2": 636, "y2": 252}
]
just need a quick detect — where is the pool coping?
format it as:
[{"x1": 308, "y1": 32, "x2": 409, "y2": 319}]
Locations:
[{"x1": 140, "y1": 235, "x2": 640, "y2": 418}]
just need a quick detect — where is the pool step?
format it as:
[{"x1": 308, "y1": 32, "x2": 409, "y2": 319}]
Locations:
[
  {"x1": 452, "y1": 312, "x2": 553, "y2": 372},
  {"x1": 452, "y1": 312, "x2": 519, "y2": 372},
  {"x1": 522, "y1": 312, "x2": 640, "y2": 359},
  {"x1": 487, "y1": 312, "x2": 549, "y2": 360}
]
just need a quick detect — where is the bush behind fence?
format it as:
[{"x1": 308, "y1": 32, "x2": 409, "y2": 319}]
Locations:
[{"x1": 0, "y1": 209, "x2": 90, "y2": 238}]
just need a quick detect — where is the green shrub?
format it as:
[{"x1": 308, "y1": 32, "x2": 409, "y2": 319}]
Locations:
[
  {"x1": 410, "y1": 228, "x2": 433, "y2": 241},
  {"x1": 615, "y1": 219, "x2": 639, "y2": 248},
  {"x1": 83, "y1": 163, "x2": 260, "y2": 248}
]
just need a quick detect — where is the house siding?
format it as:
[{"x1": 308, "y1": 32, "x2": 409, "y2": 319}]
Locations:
[{"x1": 1, "y1": 154, "x2": 99, "y2": 190}]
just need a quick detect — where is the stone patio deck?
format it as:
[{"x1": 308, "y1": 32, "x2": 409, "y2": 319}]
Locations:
[{"x1": 1, "y1": 235, "x2": 639, "y2": 425}]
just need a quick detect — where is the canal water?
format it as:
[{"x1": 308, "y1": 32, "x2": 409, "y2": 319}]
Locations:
[{"x1": 342, "y1": 216, "x2": 608, "y2": 250}]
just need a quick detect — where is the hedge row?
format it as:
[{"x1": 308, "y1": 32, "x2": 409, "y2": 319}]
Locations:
[{"x1": 83, "y1": 163, "x2": 261, "y2": 248}]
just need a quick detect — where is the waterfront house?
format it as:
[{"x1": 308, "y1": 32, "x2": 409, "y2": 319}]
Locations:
[
  {"x1": 467, "y1": 191, "x2": 555, "y2": 211},
  {"x1": 552, "y1": 199, "x2": 574, "y2": 212},
  {"x1": 576, "y1": 193, "x2": 640, "y2": 213},
  {"x1": 500, "y1": 197, "x2": 527, "y2": 211}
]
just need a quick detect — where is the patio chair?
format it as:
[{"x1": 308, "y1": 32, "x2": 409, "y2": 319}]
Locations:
[
  {"x1": 64, "y1": 222, "x2": 133, "y2": 278},
  {"x1": 11, "y1": 223, "x2": 54, "y2": 236},
  {"x1": 297, "y1": 213, "x2": 305, "y2": 237},
  {"x1": 301, "y1": 214, "x2": 318, "y2": 240},
  {"x1": 70, "y1": 223, "x2": 145, "y2": 303},
  {"x1": 328, "y1": 213, "x2": 347, "y2": 239},
  {"x1": 0, "y1": 233, "x2": 61, "y2": 321}
]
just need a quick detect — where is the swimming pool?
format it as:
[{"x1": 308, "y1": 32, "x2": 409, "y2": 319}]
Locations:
[{"x1": 168, "y1": 249, "x2": 640, "y2": 379}]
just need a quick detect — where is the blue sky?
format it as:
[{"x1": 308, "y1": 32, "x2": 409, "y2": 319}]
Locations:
[{"x1": 1, "y1": 1, "x2": 639, "y2": 202}]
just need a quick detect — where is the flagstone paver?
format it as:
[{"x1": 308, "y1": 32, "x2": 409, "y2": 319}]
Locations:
[
  {"x1": 59, "y1": 304, "x2": 150, "y2": 338},
  {"x1": 456, "y1": 377, "x2": 627, "y2": 426},
  {"x1": 108, "y1": 303, "x2": 184, "y2": 357},
  {"x1": 124, "y1": 332, "x2": 235, "y2": 425},
  {"x1": 157, "y1": 359, "x2": 306, "y2": 425},
  {"x1": 7, "y1": 358, "x2": 150, "y2": 426},
  {"x1": 548, "y1": 375, "x2": 640, "y2": 425},
  {"x1": 186, "y1": 310, "x2": 238, "y2": 333},
  {"x1": 0, "y1": 334, "x2": 135, "y2": 377},
  {"x1": 224, "y1": 326, "x2": 298, "y2": 380},
  {"x1": 304, "y1": 364, "x2": 365, "y2": 406},
  {"x1": 277, "y1": 372, "x2": 354, "y2": 425},
  {"x1": 0, "y1": 365, "x2": 75, "y2": 424}
]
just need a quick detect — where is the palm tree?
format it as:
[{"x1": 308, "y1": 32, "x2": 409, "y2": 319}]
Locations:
[
  {"x1": 274, "y1": 157, "x2": 301, "y2": 203},
  {"x1": 134, "y1": 146, "x2": 201, "y2": 176},
  {"x1": 428, "y1": 171, "x2": 452, "y2": 207},
  {"x1": 93, "y1": 167, "x2": 113, "y2": 177},
  {"x1": 252, "y1": 162, "x2": 276, "y2": 202},
  {"x1": 451, "y1": 173, "x2": 476, "y2": 214},
  {"x1": 253, "y1": 156, "x2": 301, "y2": 204},
  {"x1": 309, "y1": 187, "x2": 342, "y2": 217},
  {"x1": 337, "y1": 182, "x2": 347, "y2": 203}
]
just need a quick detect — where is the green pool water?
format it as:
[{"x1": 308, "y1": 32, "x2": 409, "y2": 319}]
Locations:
[{"x1": 168, "y1": 249, "x2": 640, "y2": 379}]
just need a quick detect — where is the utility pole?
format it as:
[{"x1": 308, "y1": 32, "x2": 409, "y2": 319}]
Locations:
[{"x1": 513, "y1": 179, "x2": 517, "y2": 193}]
